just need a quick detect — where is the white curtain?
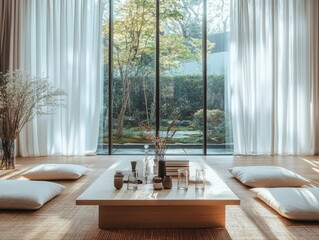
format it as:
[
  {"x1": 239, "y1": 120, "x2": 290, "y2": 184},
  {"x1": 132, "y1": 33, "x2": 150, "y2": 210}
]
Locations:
[
  {"x1": 0, "y1": 0, "x2": 19, "y2": 72},
  {"x1": 230, "y1": 0, "x2": 319, "y2": 155},
  {"x1": 18, "y1": 0, "x2": 104, "y2": 156}
]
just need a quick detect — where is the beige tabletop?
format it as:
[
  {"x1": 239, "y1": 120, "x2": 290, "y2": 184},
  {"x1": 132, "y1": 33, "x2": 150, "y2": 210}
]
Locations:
[{"x1": 76, "y1": 157, "x2": 239, "y2": 206}]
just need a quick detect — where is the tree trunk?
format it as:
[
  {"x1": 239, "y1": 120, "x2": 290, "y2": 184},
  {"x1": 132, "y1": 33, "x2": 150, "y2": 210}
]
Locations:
[
  {"x1": 116, "y1": 92, "x2": 130, "y2": 137},
  {"x1": 142, "y1": 78, "x2": 150, "y2": 126}
]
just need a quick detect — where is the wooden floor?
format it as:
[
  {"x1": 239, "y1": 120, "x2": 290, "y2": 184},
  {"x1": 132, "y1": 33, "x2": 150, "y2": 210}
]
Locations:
[{"x1": 1, "y1": 155, "x2": 319, "y2": 240}]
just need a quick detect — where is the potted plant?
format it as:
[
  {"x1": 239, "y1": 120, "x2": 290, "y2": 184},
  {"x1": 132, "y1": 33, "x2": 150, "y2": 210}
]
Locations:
[{"x1": 0, "y1": 70, "x2": 65, "y2": 169}]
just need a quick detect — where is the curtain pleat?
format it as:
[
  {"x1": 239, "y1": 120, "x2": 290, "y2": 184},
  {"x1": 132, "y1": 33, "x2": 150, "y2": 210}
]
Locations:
[
  {"x1": 0, "y1": 0, "x2": 19, "y2": 72},
  {"x1": 312, "y1": 1, "x2": 319, "y2": 153},
  {"x1": 16, "y1": 0, "x2": 104, "y2": 156},
  {"x1": 230, "y1": 0, "x2": 319, "y2": 155},
  {"x1": 0, "y1": 0, "x2": 10, "y2": 72}
]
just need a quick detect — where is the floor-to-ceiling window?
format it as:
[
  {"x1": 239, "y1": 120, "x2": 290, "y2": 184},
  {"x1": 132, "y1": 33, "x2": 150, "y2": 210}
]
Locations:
[
  {"x1": 160, "y1": 0, "x2": 203, "y2": 155},
  {"x1": 112, "y1": 0, "x2": 156, "y2": 154},
  {"x1": 98, "y1": 0, "x2": 232, "y2": 155},
  {"x1": 99, "y1": 1, "x2": 110, "y2": 154},
  {"x1": 207, "y1": 0, "x2": 232, "y2": 154}
]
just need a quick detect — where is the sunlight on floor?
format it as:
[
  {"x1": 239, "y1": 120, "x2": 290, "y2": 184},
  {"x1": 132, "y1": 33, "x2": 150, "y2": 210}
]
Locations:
[
  {"x1": 299, "y1": 157, "x2": 319, "y2": 167},
  {"x1": 22, "y1": 216, "x2": 72, "y2": 240},
  {"x1": 227, "y1": 205, "x2": 295, "y2": 240}
]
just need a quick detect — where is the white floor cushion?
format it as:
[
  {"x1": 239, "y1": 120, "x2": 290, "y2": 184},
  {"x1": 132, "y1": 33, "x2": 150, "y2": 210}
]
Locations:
[
  {"x1": 22, "y1": 164, "x2": 89, "y2": 180},
  {"x1": 0, "y1": 180, "x2": 64, "y2": 210},
  {"x1": 229, "y1": 166, "x2": 310, "y2": 187},
  {"x1": 251, "y1": 187, "x2": 319, "y2": 220}
]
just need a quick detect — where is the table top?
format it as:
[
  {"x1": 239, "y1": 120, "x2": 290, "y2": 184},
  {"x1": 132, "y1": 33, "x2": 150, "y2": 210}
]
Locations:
[{"x1": 76, "y1": 157, "x2": 240, "y2": 206}]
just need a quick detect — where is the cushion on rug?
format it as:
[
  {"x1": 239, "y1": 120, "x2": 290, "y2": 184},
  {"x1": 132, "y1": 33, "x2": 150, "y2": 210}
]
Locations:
[
  {"x1": 22, "y1": 164, "x2": 89, "y2": 180},
  {"x1": 0, "y1": 180, "x2": 64, "y2": 210},
  {"x1": 229, "y1": 166, "x2": 310, "y2": 187},
  {"x1": 251, "y1": 187, "x2": 319, "y2": 220}
]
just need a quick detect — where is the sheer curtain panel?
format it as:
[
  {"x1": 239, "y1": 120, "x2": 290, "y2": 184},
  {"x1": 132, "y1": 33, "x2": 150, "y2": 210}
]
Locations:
[
  {"x1": 0, "y1": 0, "x2": 19, "y2": 72},
  {"x1": 230, "y1": 0, "x2": 319, "y2": 155},
  {"x1": 18, "y1": 0, "x2": 104, "y2": 156}
]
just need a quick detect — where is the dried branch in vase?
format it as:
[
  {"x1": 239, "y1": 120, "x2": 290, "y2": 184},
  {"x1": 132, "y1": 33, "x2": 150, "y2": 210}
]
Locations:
[
  {"x1": 0, "y1": 70, "x2": 66, "y2": 169},
  {"x1": 152, "y1": 116, "x2": 179, "y2": 159}
]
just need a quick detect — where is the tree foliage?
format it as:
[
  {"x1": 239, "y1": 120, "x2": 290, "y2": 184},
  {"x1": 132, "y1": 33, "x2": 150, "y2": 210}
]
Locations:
[
  {"x1": 193, "y1": 108, "x2": 228, "y2": 143},
  {"x1": 110, "y1": 74, "x2": 225, "y2": 126},
  {"x1": 103, "y1": 0, "x2": 212, "y2": 136}
]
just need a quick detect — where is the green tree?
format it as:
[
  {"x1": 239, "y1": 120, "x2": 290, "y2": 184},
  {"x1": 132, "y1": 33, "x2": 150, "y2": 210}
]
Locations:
[{"x1": 105, "y1": 0, "x2": 205, "y2": 137}]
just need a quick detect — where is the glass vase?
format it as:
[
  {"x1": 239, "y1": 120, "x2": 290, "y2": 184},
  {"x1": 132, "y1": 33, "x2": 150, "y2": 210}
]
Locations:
[
  {"x1": 157, "y1": 154, "x2": 166, "y2": 179},
  {"x1": 0, "y1": 139, "x2": 16, "y2": 170}
]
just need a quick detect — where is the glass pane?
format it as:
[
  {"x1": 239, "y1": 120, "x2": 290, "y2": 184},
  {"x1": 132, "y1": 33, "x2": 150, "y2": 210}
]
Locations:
[
  {"x1": 207, "y1": 0, "x2": 233, "y2": 154},
  {"x1": 160, "y1": 0, "x2": 203, "y2": 154},
  {"x1": 112, "y1": 0, "x2": 156, "y2": 154},
  {"x1": 98, "y1": 1, "x2": 110, "y2": 154}
]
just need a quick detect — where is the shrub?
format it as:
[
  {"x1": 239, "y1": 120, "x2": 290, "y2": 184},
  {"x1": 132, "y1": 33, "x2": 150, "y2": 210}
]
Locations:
[
  {"x1": 193, "y1": 109, "x2": 227, "y2": 143},
  {"x1": 107, "y1": 74, "x2": 225, "y2": 121}
]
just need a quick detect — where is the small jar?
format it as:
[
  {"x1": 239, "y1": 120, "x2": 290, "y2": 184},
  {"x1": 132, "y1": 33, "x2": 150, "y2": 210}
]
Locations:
[
  {"x1": 114, "y1": 171, "x2": 124, "y2": 189},
  {"x1": 152, "y1": 176, "x2": 163, "y2": 190},
  {"x1": 163, "y1": 175, "x2": 172, "y2": 189}
]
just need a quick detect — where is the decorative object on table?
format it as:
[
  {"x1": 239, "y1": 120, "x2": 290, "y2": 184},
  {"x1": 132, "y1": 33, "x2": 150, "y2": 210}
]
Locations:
[
  {"x1": 165, "y1": 158, "x2": 190, "y2": 176},
  {"x1": 158, "y1": 159, "x2": 166, "y2": 179},
  {"x1": 130, "y1": 160, "x2": 137, "y2": 172},
  {"x1": 127, "y1": 170, "x2": 139, "y2": 190},
  {"x1": 152, "y1": 176, "x2": 163, "y2": 190},
  {"x1": 114, "y1": 171, "x2": 124, "y2": 189},
  {"x1": 0, "y1": 70, "x2": 65, "y2": 170},
  {"x1": 153, "y1": 158, "x2": 158, "y2": 175},
  {"x1": 178, "y1": 168, "x2": 188, "y2": 190},
  {"x1": 144, "y1": 144, "x2": 151, "y2": 183},
  {"x1": 195, "y1": 169, "x2": 205, "y2": 190},
  {"x1": 152, "y1": 116, "x2": 179, "y2": 178},
  {"x1": 163, "y1": 175, "x2": 172, "y2": 189}
]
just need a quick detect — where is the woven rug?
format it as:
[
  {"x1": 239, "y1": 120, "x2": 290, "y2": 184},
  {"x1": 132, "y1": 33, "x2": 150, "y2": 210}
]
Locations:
[
  {"x1": 0, "y1": 155, "x2": 319, "y2": 240},
  {"x1": 207, "y1": 157, "x2": 319, "y2": 240}
]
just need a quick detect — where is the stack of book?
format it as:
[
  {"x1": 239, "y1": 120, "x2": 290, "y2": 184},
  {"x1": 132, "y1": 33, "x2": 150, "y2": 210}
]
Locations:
[{"x1": 165, "y1": 159, "x2": 190, "y2": 176}]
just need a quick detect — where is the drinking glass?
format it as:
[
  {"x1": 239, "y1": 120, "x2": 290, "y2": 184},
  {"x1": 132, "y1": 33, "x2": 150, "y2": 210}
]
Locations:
[
  {"x1": 178, "y1": 169, "x2": 188, "y2": 190},
  {"x1": 195, "y1": 169, "x2": 205, "y2": 190},
  {"x1": 127, "y1": 170, "x2": 138, "y2": 190}
]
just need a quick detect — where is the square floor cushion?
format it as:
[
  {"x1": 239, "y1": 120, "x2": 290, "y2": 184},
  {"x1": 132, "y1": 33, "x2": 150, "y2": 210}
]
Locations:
[
  {"x1": 0, "y1": 180, "x2": 64, "y2": 210},
  {"x1": 22, "y1": 164, "x2": 89, "y2": 180},
  {"x1": 229, "y1": 166, "x2": 310, "y2": 187},
  {"x1": 251, "y1": 187, "x2": 319, "y2": 220}
]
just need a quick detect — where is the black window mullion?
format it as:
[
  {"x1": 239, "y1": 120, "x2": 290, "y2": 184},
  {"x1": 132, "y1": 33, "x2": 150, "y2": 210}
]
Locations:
[
  {"x1": 203, "y1": 0, "x2": 207, "y2": 155},
  {"x1": 155, "y1": 0, "x2": 160, "y2": 136},
  {"x1": 108, "y1": 0, "x2": 113, "y2": 155}
]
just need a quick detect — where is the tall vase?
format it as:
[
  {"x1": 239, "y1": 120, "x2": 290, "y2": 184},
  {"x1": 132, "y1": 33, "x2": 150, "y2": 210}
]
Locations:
[
  {"x1": 144, "y1": 144, "x2": 151, "y2": 183},
  {"x1": 157, "y1": 154, "x2": 166, "y2": 179},
  {"x1": 0, "y1": 139, "x2": 16, "y2": 170}
]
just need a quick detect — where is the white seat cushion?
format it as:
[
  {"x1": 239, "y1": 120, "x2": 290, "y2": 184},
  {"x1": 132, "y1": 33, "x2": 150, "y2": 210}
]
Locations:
[
  {"x1": 0, "y1": 180, "x2": 64, "y2": 210},
  {"x1": 229, "y1": 166, "x2": 310, "y2": 187},
  {"x1": 22, "y1": 164, "x2": 89, "y2": 180},
  {"x1": 251, "y1": 187, "x2": 319, "y2": 220}
]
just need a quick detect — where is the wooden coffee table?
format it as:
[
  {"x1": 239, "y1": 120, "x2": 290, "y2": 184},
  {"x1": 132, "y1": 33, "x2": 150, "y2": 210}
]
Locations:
[{"x1": 76, "y1": 157, "x2": 240, "y2": 228}]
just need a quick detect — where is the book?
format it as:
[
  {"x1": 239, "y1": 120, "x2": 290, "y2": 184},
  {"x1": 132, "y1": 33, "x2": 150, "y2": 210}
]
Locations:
[
  {"x1": 165, "y1": 159, "x2": 189, "y2": 167},
  {"x1": 166, "y1": 166, "x2": 189, "y2": 170}
]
